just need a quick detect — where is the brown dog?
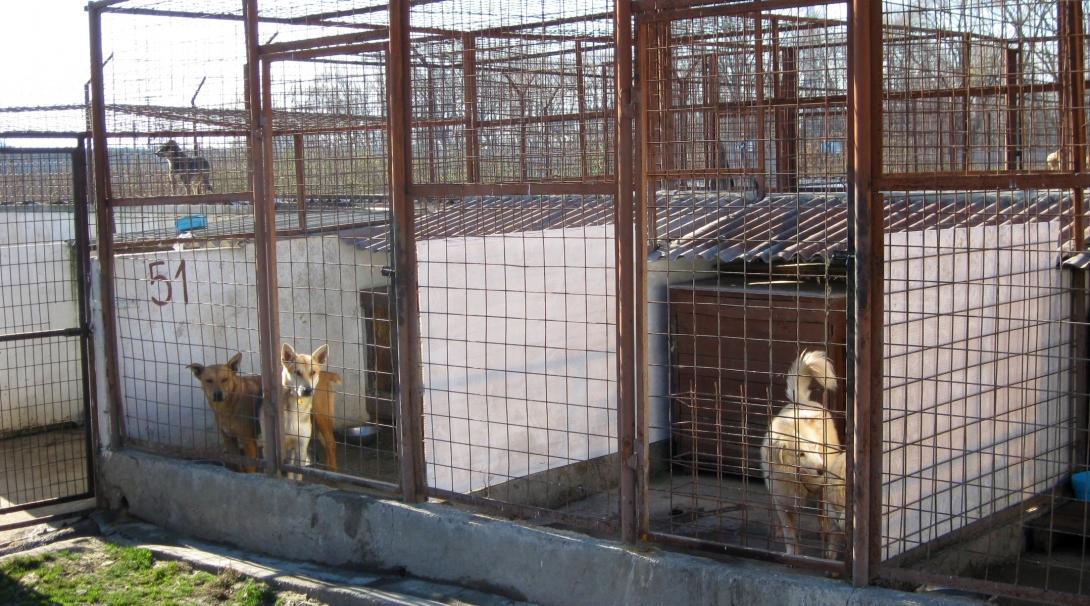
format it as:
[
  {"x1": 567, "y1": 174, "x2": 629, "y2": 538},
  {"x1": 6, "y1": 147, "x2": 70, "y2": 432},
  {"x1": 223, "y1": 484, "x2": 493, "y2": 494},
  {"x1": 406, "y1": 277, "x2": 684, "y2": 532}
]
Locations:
[
  {"x1": 155, "y1": 139, "x2": 213, "y2": 194},
  {"x1": 312, "y1": 370, "x2": 342, "y2": 472},
  {"x1": 187, "y1": 352, "x2": 263, "y2": 472}
]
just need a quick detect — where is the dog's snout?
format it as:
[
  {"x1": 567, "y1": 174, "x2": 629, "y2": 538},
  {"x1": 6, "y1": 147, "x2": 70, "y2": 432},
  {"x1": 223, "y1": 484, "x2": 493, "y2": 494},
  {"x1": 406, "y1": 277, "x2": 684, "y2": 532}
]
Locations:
[
  {"x1": 301, "y1": 386, "x2": 314, "y2": 397},
  {"x1": 212, "y1": 389, "x2": 225, "y2": 402}
]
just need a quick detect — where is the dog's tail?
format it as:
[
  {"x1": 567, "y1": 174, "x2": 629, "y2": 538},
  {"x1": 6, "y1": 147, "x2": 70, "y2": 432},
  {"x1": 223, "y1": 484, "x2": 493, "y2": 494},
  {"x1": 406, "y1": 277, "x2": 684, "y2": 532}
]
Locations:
[{"x1": 786, "y1": 349, "x2": 838, "y2": 404}]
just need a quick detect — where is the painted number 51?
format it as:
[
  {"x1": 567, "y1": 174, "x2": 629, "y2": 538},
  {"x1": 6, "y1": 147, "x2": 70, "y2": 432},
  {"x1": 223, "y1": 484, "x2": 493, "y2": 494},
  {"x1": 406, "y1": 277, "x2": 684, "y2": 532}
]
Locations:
[{"x1": 149, "y1": 260, "x2": 190, "y2": 306}]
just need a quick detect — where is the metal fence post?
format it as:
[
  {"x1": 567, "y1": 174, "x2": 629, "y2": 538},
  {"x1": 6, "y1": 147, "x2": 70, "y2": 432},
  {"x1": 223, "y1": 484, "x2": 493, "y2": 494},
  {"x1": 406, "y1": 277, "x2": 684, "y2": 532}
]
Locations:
[
  {"x1": 388, "y1": 0, "x2": 428, "y2": 502},
  {"x1": 615, "y1": 0, "x2": 638, "y2": 543},
  {"x1": 848, "y1": 0, "x2": 883, "y2": 586},
  {"x1": 87, "y1": 3, "x2": 125, "y2": 451},
  {"x1": 244, "y1": 0, "x2": 282, "y2": 476}
]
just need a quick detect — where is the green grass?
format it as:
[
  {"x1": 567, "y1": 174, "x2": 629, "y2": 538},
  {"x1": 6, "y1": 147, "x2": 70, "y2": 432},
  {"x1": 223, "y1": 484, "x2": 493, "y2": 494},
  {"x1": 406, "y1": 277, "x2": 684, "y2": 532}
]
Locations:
[{"x1": 0, "y1": 543, "x2": 277, "y2": 606}]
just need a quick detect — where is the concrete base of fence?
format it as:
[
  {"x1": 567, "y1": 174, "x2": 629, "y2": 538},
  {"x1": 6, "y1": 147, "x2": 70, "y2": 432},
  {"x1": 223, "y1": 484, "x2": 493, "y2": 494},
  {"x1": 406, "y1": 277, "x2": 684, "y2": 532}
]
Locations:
[{"x1": 97, "y1": 449, "x2": 979, "y2": 606}]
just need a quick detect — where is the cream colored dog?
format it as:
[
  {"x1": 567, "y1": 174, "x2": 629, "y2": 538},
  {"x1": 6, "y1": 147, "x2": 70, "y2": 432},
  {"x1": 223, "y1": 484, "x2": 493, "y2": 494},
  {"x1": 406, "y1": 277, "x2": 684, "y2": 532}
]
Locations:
[
  {"x1": 1046, "y1": 148, "x2": 1089, "y2": 170},
  {"x1": 761, "y1": 350, "x2": 845, "y2": 558},
  {"x1": 279, "y1": 343, "x2": 329, "y2": 479}
]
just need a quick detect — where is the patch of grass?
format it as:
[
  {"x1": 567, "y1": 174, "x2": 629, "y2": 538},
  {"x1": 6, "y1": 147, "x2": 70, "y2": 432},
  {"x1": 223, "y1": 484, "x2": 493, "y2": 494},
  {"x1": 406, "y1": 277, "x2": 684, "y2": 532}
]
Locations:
[{"x1": 0, "y1": 541, "x2": 279, "y2": 606}]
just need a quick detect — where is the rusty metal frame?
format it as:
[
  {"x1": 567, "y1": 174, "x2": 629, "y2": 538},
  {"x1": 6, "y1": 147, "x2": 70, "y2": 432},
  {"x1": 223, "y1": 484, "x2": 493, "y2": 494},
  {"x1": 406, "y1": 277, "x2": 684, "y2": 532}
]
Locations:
[
  {"x1": 0, "y1": 141, "x2": 99, "y2": 519},
  {"x1": 388, "y1": 0, "x2": 428, "y2": 503},
  {"x1": 1065, "y1": 0, "x2": 1090, "y2": 481},
  {"x1": 76, "y1": 2, "x2": 1090, "y2": 602},
  {"x1": 72, "y1": 138, "x2": 100, "y2": 511},
  {"x1": 88, "y1": 3, "x2": 125, "y2": 451},
  {"x1": 847, "y1": 0, "x2": 882, "y2": 586},
  {"x1": 615, "y1": 0, "x2": 638, "y2": 544},
  {"x1": 244, "y1": 0, "x2": 283, "y2": 477}
]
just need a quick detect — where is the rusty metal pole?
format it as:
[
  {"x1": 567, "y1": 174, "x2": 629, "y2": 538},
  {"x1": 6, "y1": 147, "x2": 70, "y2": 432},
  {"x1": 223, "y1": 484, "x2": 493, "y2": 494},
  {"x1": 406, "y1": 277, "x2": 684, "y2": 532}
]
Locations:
[
  {"x1": 635, "y1": 18, "x2": 652, "y2": 538},
  {"x1": 1062, "y1": 0, "x2": 1088, "y2": 472},
  {"x1": 294, "y1": 134, "x2": 307, "y2": 231},
  {"x1": 962, "y1": 34, "x2": 971, "y2": 172},
  {"x1": 244, "y1": 0, "x2": 281, "y2": 476},
  {"x1": 462, "y1": 34, "x2": 479, "y2": 183},
  {"x1": 1004, "y1": 48, "x2": 1022, "y2": 172},
  {"x1": 755, "y1": 14, "x2": 766, "y2": 183},
  {"x1": 781, "y1": 47, "x2": 799, "y2": 192},
  {"x1": 88, "y1": 4, "x2": 125, "y2": 450},
  {"x1": 615, "y1": 0, "x2": 638, "y2": 544},
  {"x1": 848, "y1": 0, "x2": 883, "y2": 586},
  {"x1": 388, "y1": 0, "x2": 427, "y2": 502},
  {"x1": 576, "y1": 40, "x2": 589, "y2": 180},
  {"x1": 72, "y1": 138, "x2": 100, "y2": 501}
]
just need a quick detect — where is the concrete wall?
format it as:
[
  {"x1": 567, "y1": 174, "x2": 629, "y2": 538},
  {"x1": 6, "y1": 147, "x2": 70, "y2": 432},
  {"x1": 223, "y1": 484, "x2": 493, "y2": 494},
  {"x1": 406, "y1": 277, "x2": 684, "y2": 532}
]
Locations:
[
  {"x1": 98, "y1": 450, "x2": 976, "y2": 606},
  {"x1": 417, "y1": 225, "x2": 717, "y2": 494},
  {"x1": 882, "y1": 221, "x2": 1071, "y2": 558},
  {"x1": 417, "y1": 226, "x2": 617, "y2": 493},
  {"x1": 0, "y1": 209, "x2": 83, "y2": 433},
  {"x1": 107, "y1": 235, "x2": 384, "y2": 449}
]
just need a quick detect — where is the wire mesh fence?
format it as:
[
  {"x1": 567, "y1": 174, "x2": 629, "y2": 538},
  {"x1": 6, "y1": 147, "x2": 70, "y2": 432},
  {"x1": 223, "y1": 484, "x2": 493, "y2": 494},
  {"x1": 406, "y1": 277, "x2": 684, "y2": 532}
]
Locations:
[
  {"x1": 639, "y1": 4, "x2": 849, "y2": 570},
  {"x1": 0, "y1": 144, "x2": 94, "y2": 518},
  {"x1": 62, "y1": 0, "x2": 1090, "y2": 602}
]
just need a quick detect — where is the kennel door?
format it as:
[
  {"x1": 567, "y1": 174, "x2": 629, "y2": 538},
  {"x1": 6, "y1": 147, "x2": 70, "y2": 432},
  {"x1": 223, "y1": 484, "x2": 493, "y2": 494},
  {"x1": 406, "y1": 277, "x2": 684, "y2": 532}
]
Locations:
[{"x1": 0, "y1": 145, "x2": 95, "y2": 526}]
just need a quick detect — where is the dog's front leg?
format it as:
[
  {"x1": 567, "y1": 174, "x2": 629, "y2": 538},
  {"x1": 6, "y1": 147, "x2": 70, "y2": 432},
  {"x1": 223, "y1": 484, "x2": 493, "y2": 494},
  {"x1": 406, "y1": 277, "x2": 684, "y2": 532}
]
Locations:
[
  {"x1": 820, "y1": 500, "x2": 843, "y2": 560},
  {"x1": 776, "y1": 503, "x2": 801, "y2": 556},
  {"x1": 239, "y1": 435, "x2": 259, "y2": 474},
  {"x1": 221, "y1": 433, "x2": 242, "y2": 472}
]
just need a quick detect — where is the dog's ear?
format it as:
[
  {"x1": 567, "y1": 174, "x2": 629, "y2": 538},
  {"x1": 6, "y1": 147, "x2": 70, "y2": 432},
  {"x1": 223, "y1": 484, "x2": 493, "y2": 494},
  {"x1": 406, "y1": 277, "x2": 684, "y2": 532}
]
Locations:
[
  {"x1": 186, "y1": 363, "x2": 204, "y2": 378},
  {"x1": 773, "y1": 440, "x2": 793, "y2": 467},
  {"x1": 227, "y1": 352, "x2": 243, "y2": 372},
  {"x1": 312, "y1": 344, "x2": 329, "y2": 365},
  {"x1": 281, "y1": 343, "x2": 296, "y2": 363}
]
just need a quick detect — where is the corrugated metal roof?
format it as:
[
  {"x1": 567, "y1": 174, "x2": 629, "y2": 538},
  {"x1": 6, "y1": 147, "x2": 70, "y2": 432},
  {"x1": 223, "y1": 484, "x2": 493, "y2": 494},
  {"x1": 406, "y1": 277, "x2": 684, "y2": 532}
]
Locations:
[
  {"x1": 659, "y1": 190, "x2": 1075, "y2": 264},
  {"x1": 345, "y1": 190, "x2": 1076, "y2": 265},
  {"x1": 342, "y1": 194, "x2": 619, "y2": 252}
]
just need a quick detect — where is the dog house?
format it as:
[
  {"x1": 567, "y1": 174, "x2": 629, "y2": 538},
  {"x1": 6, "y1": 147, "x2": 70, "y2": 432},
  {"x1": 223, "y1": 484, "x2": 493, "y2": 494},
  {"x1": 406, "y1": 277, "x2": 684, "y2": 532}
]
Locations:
[{"x1": 669, "y1": 275, "x2": 847, "y2": 478}]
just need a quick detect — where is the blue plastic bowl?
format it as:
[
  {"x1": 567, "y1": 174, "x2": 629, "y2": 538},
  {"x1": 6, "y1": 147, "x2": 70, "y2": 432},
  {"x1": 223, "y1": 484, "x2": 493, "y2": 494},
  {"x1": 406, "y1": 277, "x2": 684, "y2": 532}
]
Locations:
[
  {"x1": 176, "y1": 214, "x2": 208, "y2": 233},
  {"x1": 1073, "y1": 471, "x2": 1090, "y2": 501}
]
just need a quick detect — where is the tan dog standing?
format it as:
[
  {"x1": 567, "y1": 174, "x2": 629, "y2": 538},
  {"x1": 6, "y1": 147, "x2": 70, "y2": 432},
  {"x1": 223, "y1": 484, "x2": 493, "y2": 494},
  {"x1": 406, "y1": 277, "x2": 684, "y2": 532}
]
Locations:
[
  {"x1": 187, "y1": 352, "x2": 263, "y2": 473},
  {"x1": 279, "y1": 343, "x2": 329, "y2": 479},
  {"x1": 312, "y1": 370, "x2": 342, "y2": 472},
  {"x1": 761, "y1": 350, "x2": 843, "y2": 558}
]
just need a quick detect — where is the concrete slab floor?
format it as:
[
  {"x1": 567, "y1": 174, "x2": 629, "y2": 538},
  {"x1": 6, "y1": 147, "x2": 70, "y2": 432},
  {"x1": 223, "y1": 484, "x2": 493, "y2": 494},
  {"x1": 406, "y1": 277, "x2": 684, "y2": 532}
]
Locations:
[
  {"x1": 559, "y1": 470, "x2": 835, "y2": 558},
  {"x1": 0, "y1": 428, "x2": 90, "y2": 510}
]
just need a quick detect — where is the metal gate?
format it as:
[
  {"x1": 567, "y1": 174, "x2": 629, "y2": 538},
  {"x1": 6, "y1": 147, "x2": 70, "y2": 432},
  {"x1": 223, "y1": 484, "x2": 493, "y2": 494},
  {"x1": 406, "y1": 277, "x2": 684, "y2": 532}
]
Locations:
[{"x1": 0, "y1": 142, "x2": 95, "y2": 526}]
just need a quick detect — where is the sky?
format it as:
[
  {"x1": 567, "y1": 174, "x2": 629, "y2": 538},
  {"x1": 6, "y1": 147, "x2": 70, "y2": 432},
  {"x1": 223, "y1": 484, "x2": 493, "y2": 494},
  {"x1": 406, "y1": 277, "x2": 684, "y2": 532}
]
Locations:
[{"x1": 0, "y1": 1, "x2": 91, "y2": 107}]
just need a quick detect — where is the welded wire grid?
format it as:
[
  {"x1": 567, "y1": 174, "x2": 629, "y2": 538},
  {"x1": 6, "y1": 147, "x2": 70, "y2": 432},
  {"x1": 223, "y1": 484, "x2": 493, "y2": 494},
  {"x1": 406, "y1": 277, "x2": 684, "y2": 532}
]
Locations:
[
  {"x1": 266, "y1": 49, "x2": 399, "y2": 486},
  {"x1": 406, "y1": 1, "x2": 621, "y2": 526},
  {"x1": 642, "y1": 5, "x2": 850, "y2": 564},
  {"x1": 0, "y1": 149, "x2": 91, "y2": 511},
  {"x1": 99, "y1": 8, "x2": 253, "y2": 240},
  {"x1": 95, "y1": 8, "x2": 267, "y2": 471},
  {"x1": 878, "y1": 1, "x2": 1090, "y2": 603}
]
